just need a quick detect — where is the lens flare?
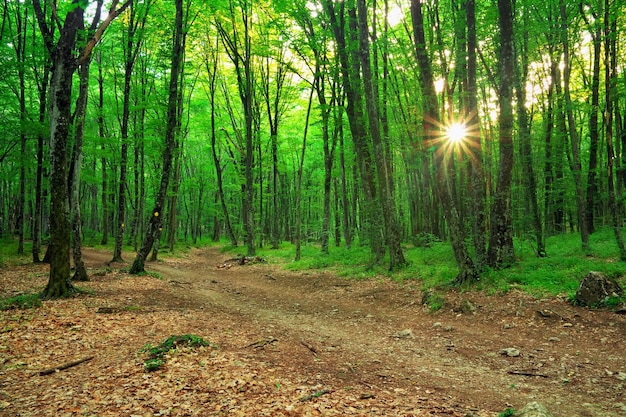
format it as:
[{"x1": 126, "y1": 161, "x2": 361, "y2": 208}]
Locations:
[{"x1": 446, "y1": 123, "x2": 467, "y2": 143}]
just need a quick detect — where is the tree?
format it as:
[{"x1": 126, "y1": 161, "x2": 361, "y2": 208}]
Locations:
[
  {"x1": 487, "y1": 0, "x2": 515, "y2": 268},
  {"x1": 411, "y1": 0, "x2": 477, "y2": 283},
  {"x1": 216, "y1": 0, "x2": 256, "y2": 257},
  {"x1": 130, "y1": 0, "x2": 188, "y2": 274},
  {"x1": 33, "y1": 0, "x2": 131, "y2": 298}
]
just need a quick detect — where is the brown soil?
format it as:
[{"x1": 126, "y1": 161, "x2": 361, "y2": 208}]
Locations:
[{"x1": 1, "y1": 247, "x2": 625, "y2": 416}]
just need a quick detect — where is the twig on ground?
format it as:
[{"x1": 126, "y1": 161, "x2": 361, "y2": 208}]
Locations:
[
  {"x1": 39, "y1": 356, "x2": 95, "y2": 376},
  {"x1": 300, "y1": 340, "x2": 318, "y2": 355},
  {"x1": 245, "y1": 337, "x2": 278, "y2": 349},
  {"x1": 508, "y1": 370, "x2": 549, "y2": 378},
  {"x1": 299, "y1": 388, "x2": 331, "y2": 402}
]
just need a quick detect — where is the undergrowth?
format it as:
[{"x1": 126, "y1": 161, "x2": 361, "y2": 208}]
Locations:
[
  {"x1": 220, "y1": 227, "x2": 626, "y2": 298},
  {"x1": 140, "y1": 334, "x2": 211, "y2": 372},
  {"x1": 0, "y1": 293, "x2": 42, "y2": 311}
]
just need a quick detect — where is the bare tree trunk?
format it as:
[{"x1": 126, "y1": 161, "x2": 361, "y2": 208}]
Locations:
[
  {"x1": 70, "y1": 61, "x2": 91, "y2": 282},
  {"x1": 487, "y1": 0, "x2": 515, "y2": 268},
  {"x1": 295, "y1": 84, "x2": 315, "y2": 261},
  {"x1": 560, "y1": 0, "x2": 589, "y2": 252},
  {"x1": 96, "y1": 55, "x2": 109, "y2": 246},
  {"x1": 130, "y1": 0, "x2": 185, "y2": 274},
  {"x1": 604, "y1": 0, "x2": 626, "y2": 260},
  {"x1": 356, "y1": 0, "x2": 406, "y2": 270},
  {"x1": 34, "y1": 2, "x2": 83, "y2": 298},
  {"x1": 411, "y1": 0, "x2": 477, "y2": 283},
  {"x1": 515, "y1": 7, "x2": 545, "y2": 257}
]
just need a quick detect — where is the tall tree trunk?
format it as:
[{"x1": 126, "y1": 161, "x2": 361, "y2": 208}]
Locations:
[
  {"x1": 96, "y1": 55, "x2": 109, "y2": 246},
  {"x1": 295, "y1": 84, "x2": 315, "y2": 261},
  {"x1": 15, "y1": 2, "x2": 26, "y2": 255},
  {"x1": 356, "y1": 0, "x2": 406, "y2": 270},
  {"x1": 130, "y1": 0, "x2": 186, "y2": 274},
  {"x1": 584, "y1": 5, "x2": 602, "y2": 235},
  {"x1": 411, "y1": 0, "x2": 477, "y2": 283},
  {"x1": 466, "y1": 0, "x2": 488, "y2": 268},
  {"x1": 515, "y1": 5, "x2": 545, "y2": 257},
  {"x1": 33, "y1": 60, "x2": 49, "y2": 263},
  {"x1": 487, "y1": 0, "x2": 515, "y2": 268},
  {"x1": 560, "y1": 0, "x2": 589, "y2": 252},
  {"x1": 70, "y1": 61, "x2": 90, "y2": 282},
  {"x1": 323, "y1": 0, "x2": 384, "y2": 262},
  {"x1": 604, "y1": 0, "x2": 626, "y2": 259},
  {"x1": 205, "y1": 37, "x2": 237, "y2": 246},
  {"x1": 34, "y1": 2, "x2": 84, "y2": 298}
]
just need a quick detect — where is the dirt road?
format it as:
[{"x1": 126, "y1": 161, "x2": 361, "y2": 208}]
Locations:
[{"x1": 2, "y1": 247, "x2": 625, "y2": 416}]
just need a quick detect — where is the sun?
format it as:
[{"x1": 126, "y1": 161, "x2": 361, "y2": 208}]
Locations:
[{"x1": 446, "y1": 123, "x2": 467, "y2": 144}]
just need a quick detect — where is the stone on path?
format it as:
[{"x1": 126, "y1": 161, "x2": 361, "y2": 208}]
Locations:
[{"x1": 514, "y1": 402, "x2": 554, "y2": 417}]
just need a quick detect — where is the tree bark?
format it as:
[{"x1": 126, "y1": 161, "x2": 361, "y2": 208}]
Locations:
[
  {"x1": 411, "y1": 0, "x2": 477, "y2": 283},
  {"x1": 559, "y1": 0, "x2": 589, "y2": 252},
  {"x1": 69, "y1": 61, "x2": 91, "y2": 282},
  {"x1": 487, "y1": 0, "x2": 516, "y2": 268},
  {"x1": 130, "y1": 0, "x2": 186, "y2": 274},
  {"x1": 34, "y1": 1, "x2": 84, "y2": 298},
  {"x1": 356, "y1": 0, "x2": 406, "y2": 270}
]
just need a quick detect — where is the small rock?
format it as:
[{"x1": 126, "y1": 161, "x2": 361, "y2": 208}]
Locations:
[
  {"x1": 393, "y1": 329, "x2": 414, "y2": 339},
  {"x1": 616, "y1": 372, "x2": 626, "y2": 381},
  {"x1": 563, "y1": 323, "x2": 573, "y2": 327},
  {"x1": 514, "y1": 401, "x2": 554, "y2": 417},
  {"x1": 444, "y1": 325, "x2": 454, "y2": 332},
  {"x1": 433, "y1": 322, "x2": 442, "y2": 328},
  {"x1": 503, "y1": 323, "x2": 515, "y2": 329},
  {"x1": 499, "y1": 347, "x2": 521, "y2": 357},
  {"x1": 548, "y1": 337, "x2": 560, "y2": 342}
]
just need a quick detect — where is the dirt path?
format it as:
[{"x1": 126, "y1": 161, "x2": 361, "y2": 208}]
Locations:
[{"x1": 2, "y1": 247, "x2": 625, "y2": 416}]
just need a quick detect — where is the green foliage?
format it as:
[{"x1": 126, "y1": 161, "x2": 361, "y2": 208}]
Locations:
[
  {"x1": 0, "y1": 293, "x2": 42, "y2": 311},
  {"x1": 498, "y1": 408, "x2": 515, "y2": 417},
  {"x1": 422, "y1": 290, "x2": 445, "y2": 313},
  {"x1": 140, "y1": 334, "x2": 210, "y2": 372},
  {"x1": 220, "y1": 228, "x2": 625, "y2": 300}
]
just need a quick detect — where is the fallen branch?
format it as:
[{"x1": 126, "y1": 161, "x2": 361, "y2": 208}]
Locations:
[
  {"x1": 300, "y1": 340, "x2": 318, "y2": 355},
  {"x1": 245, "y1": 337, "x2": 277, "y2": 349},
  {"x1": 39, "y1": 356, "x2": 94, "y2": 376},
  {"x1": 508, "y1": 370, "x2": 549, "y2": 378},
  {"x1": 299, "y1": 388, "x2": 331, "y2": 402}
]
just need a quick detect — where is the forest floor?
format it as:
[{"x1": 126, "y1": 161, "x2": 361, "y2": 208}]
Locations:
[{"x1": 1, "y1": 246, "x2": 625, "y2": 417}]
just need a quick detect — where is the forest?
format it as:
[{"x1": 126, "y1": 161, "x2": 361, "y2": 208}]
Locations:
[{"x1": 1, "y1": 0, "x2": 626, "y2": 297}]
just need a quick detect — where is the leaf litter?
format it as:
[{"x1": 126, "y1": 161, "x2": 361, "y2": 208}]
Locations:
[{"x1": 1, "y1": 247, "x2": 625, "y2": 416}]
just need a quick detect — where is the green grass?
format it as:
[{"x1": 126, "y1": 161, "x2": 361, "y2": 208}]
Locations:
[
  {"x1": 220, "y1": 228, "x2": 626, "y2": 298},
  {"x1": 0, "y1": 293, "x2": 42, "y2": 311}
]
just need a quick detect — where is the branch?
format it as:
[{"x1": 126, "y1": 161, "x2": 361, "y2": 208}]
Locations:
[
  {"x1": 32, "y1": 0, "x2": 54, "y2": 56},
  {"x1": 79, "y1": 0, "x2": 133, "y2": 64},
  {"x1": 39, "y1": 356, "x2": 95, "y2": 376}
]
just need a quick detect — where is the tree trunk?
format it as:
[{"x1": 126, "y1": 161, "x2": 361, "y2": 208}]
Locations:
[
  {"x1": 130, "y1": 0, "x2": 185, "y2": 274},
  {"x1": 604, "y1": 0, "x2": 626, "y2": 260},
  {"x1": 33, "y1": 61, "x2": 49, "y2": 263},
  {"x1": 295, "y1": 84, "x2": 315, "y2": 261},
  {"x1": 96, "y1": 56, "x2": 109, "y2": 246},
  {"x1": 356, "y1": 0, "x2": 406, "y2": 270},
  {"x1": 584, "y1": 7, "x2": 601, "y2": 235},
  {"x1": 411, "y1": 0, "x2": 477, "y2": 283},
  {"x1": 515, "y1": 8, "x2": 545, "y2": 257},
  {"x1": 466, "y1": 0, "x2": 488, "y2": 268},
  {"x1": 70, "y1": 61, "x2": 90, "y2": 282},
  {"x1": 35, "y1": 2, "x2": 85, "y2": 298},
  {"x1": 559, "y1": 0, "x2": 589, "y2": 252},
  {"x1": 487, "y1": 0, "x2": 515, "y2": 268}
]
